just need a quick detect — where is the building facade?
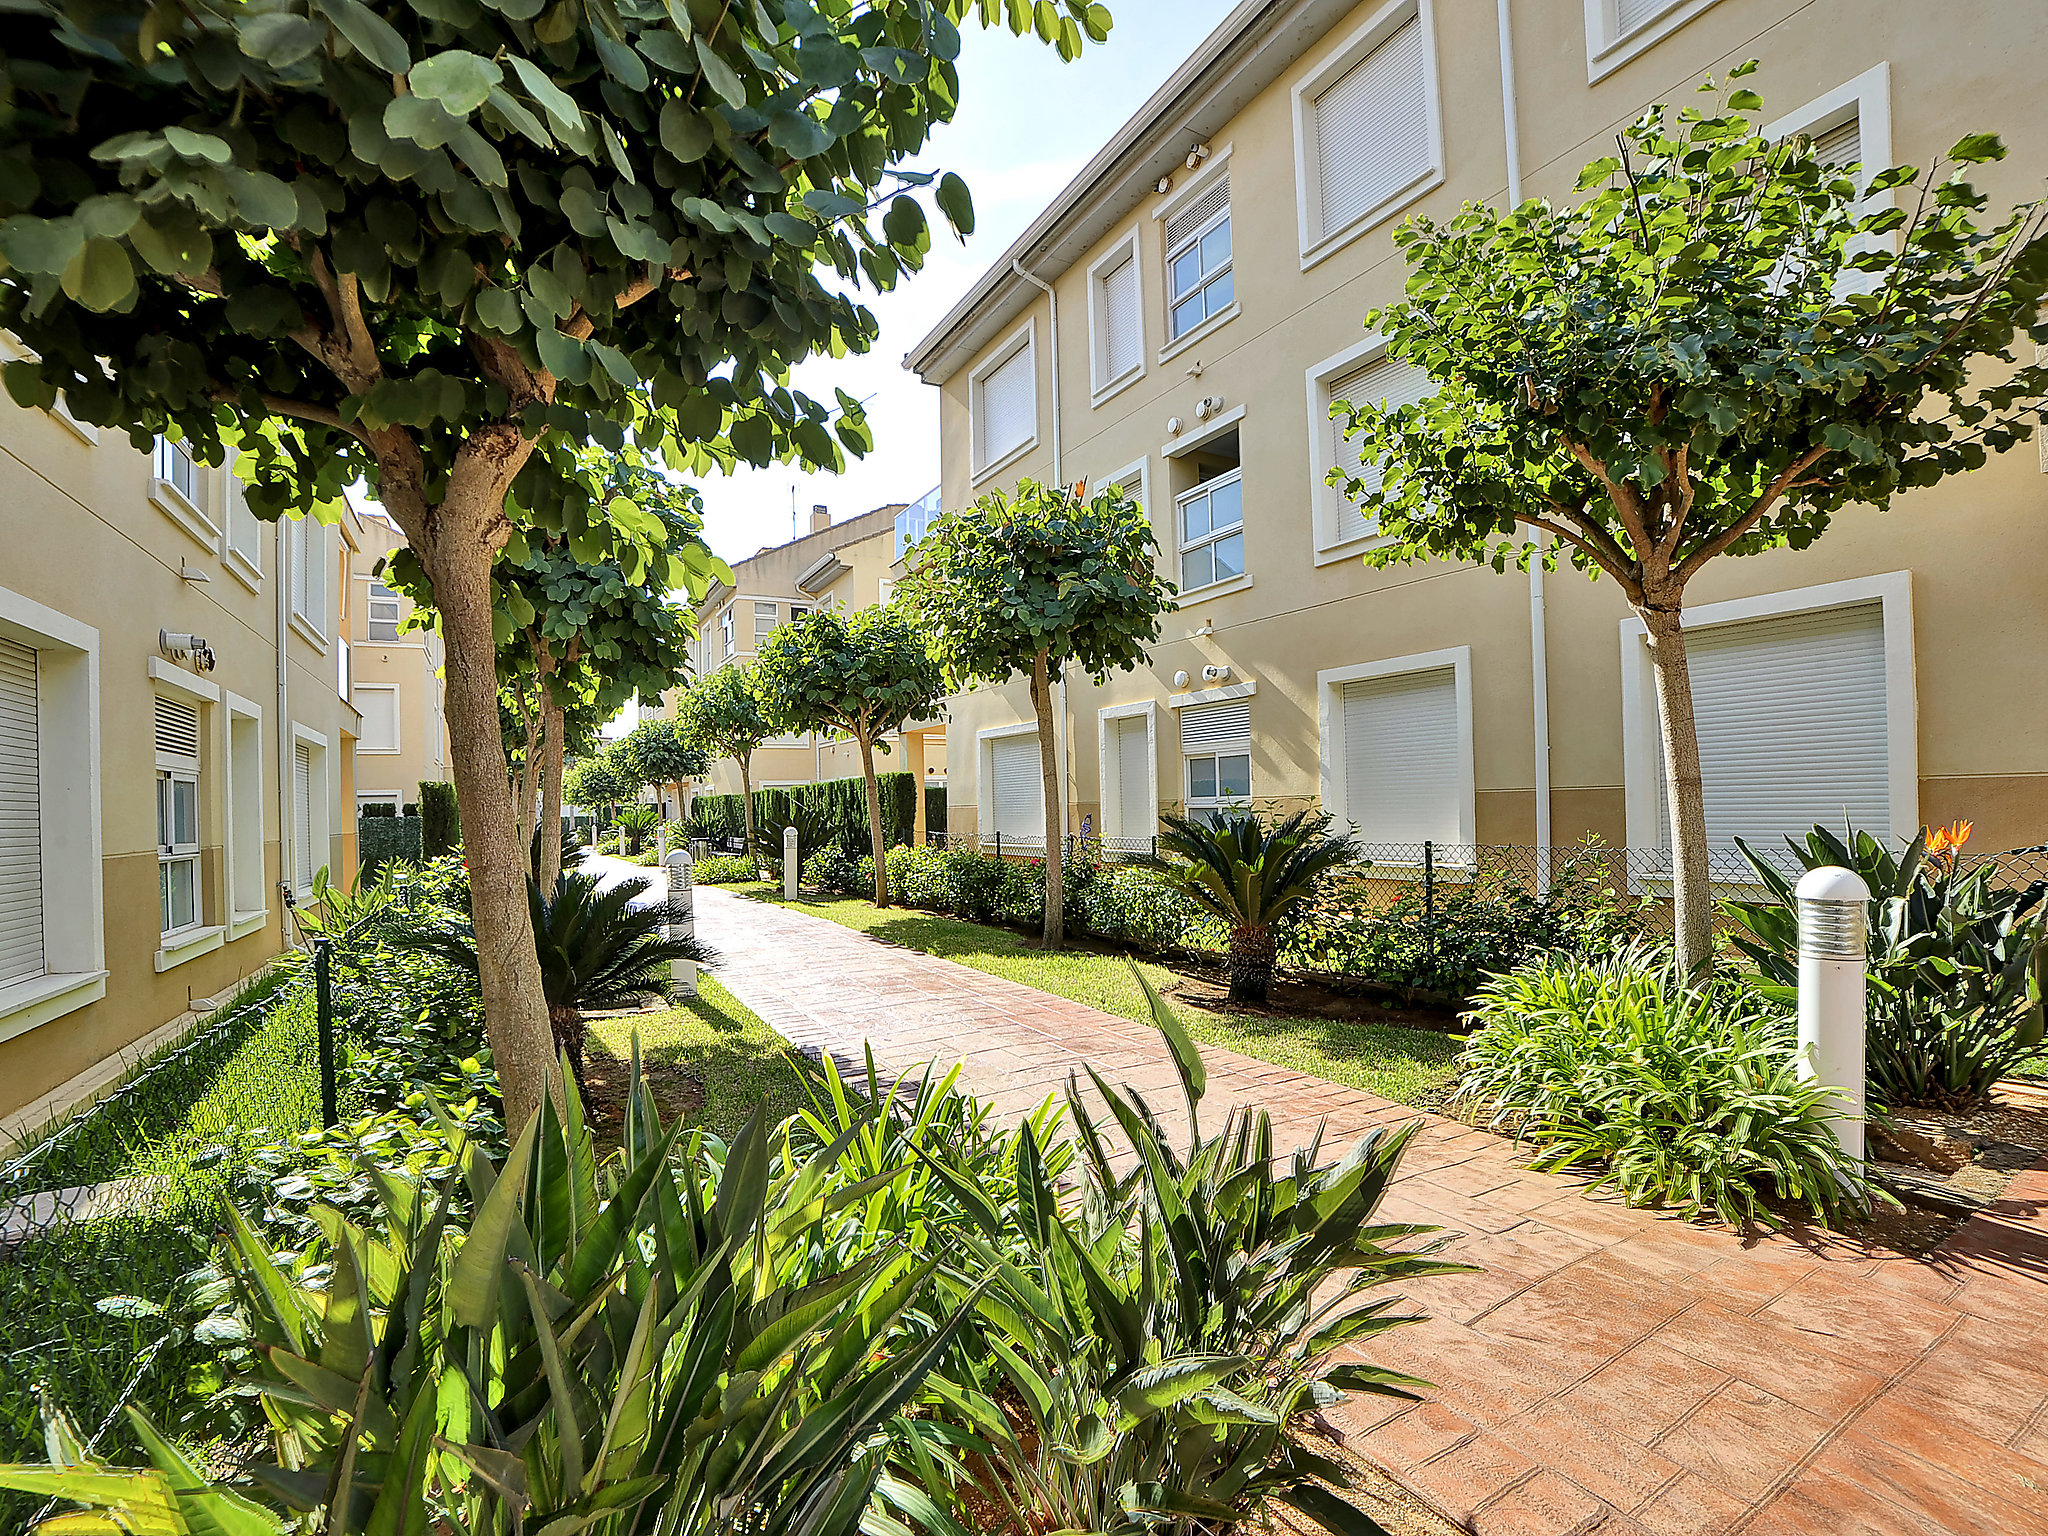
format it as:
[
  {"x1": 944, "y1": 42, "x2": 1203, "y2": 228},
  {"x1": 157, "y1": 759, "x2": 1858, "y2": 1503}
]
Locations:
[
  {"x1": 686, "y1": 497, "x2": 948, "y2": 815},
  {"x1": 0, "y1": 360, "x2": 361, "y2": 1125},
  {"x1": 908, "y1": 0, "x2": 2048, "y2": 864},
  {"x1": 348, "y1": 513, "x2": 452, "y2": 812}
]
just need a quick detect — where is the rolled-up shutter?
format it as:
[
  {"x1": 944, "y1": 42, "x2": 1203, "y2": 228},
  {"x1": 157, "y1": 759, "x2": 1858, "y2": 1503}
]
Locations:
[
  {"x1": 1329, "y1": 354, "x2": 1435, "y2": 545},
  {"x1": 1655, "y1": 603, "x2": 1890, "y2": 869},
  {"x1": 1615, "y1": 0, "x2": 1666, "y2": 35},
  {"x1": 990, "y1": 734, "x2": 1043, "y2": 846},
  {"x1": 294, "y1": 742, "x2": 314, "y2": 889},
  {"x1": 1114, "y1": 716, "x2": 1150, "y2": 842},
  {"x1": 1178, "y1": 699, "x2": 1250, "y2": 753},
  {"x1": 1311, "y1": 16, "x2": 1430, "y2": 242},
  {"x1": 1100, "y1": 255, "x2": 1141, "y2": 384},
  {"x1": 978, "y1": 347, "x2": 1035, "y2": 468},
  {"x1": 0, "y1": 638, "x2": 43, "y2": 988},
  {"x1": 1339, "y1": 667, "x2": 1460, "y2": 847},
  {"x1": 154, "y1": 696, "x2": 199, "y2": 763}
]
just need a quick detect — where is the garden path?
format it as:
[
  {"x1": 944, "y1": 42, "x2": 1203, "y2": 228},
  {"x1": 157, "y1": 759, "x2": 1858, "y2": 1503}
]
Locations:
[{"x1": 691, "y1": 885, "x2": 2048, "y2": 1536}]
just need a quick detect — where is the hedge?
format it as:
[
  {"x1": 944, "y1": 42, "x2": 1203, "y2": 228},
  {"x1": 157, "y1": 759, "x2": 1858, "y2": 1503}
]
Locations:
[
  {"x1": 359, "y1": 812, "x2": 423, "y2": 875},
  {"x1": 689, "y1": 771, "x2": 919, "y2": 854},
  {"x1": 418, "y1": 781, "x2": 460, "y2": 857}
]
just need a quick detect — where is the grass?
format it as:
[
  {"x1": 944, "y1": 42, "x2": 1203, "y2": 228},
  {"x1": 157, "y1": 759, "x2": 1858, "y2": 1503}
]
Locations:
[
  {"x1": 585, "y1": 975, "x2": 817, "y2": 1140},
  {"x1": 729, "y1": 883, "x2": 1460, "y2": 1109}
]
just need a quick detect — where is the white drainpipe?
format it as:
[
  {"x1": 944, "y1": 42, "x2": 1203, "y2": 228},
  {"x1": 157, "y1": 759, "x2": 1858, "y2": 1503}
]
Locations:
[{"x1": 275, "y1": 518, "x2": 294, "y2": 933}]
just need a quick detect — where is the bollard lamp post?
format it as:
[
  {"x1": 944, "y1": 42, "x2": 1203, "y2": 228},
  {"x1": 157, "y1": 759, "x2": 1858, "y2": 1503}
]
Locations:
[
  {"x1": 663, "y1": 846, "x2": 697, "y2": 1001},
  {"x1": 1795, "y1": 864, "x2": 1870, "y2": 1162},
  {"x1": 783, "y1": 824, "x2": 799, "y2": 900}
]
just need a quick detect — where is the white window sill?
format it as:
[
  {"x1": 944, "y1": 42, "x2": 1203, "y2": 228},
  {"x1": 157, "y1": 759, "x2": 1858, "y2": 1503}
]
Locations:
[
  {"x1": 155, "y1": 924, "x2": 225, "y2": 973},
  {"x1": 51, "y1": 401, "x2": 98, "y2": 444},
  {"x1": 288, "y1": 610, "x2": 329, "y2": 653},
  {"x1": 1090, "y1": 365, "x2": 1145, "y2": 410},
  {"x1": 1159, "y1": 303, "x2": 1240, "y2": 367},
  {"x1": 1313, "y1": 530, "x2": 1396, "y2": 568},
  {"x1": 150, "y1": 479, "x2": 220, "y2": 553},
  {"x1": 1299, "y1": 169, "x2": 1443, "y2": 273},
  {"x1": 970, "y1": 434, "x2": 1039, "y2": 488},
  {"x1": 1175, "y1": 572, "x2": 1254, "y2": 609},
  {"x1": 228, "y1": 910, "x2": 269, "y2": 942},
  {"x1": 224, "y1": 547, "x2": 263, "y2": 593},
  {"x1": 0, "y1": 970, "x2": 108, "y2": 1047}
]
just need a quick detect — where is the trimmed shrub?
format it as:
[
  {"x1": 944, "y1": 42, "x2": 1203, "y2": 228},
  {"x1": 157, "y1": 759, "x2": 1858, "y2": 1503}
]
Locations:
[
  {"x1": 1081, "y1": 865, "x2": 1219, "y2": 953},
  {"x1": 360, "y1": 801, "x2": 397, "y2": 818},
  {"x1": 688, "y1": 772, "x2": 920, "y2": 855},
  {"x1": 358, "y1": 812, "x2": 422, "y2": 875},
  {"x1": 804, "y1": 845, "x2": 865, "y2": 894},
  {"x1": 418, "y1": 780, "x2": 460, "y2": 856},
  {"x1": 691, "y1": 853, "x2": 758, "y2": 884}
]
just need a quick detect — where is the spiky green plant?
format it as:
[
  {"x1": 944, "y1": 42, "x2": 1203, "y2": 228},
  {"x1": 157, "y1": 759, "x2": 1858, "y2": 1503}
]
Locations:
[
  {"x1": 1150, "y1": 808, "x2": 1357, "y2": 1002},
  {"x1": 613, "y1": 802, "x2": 661, "y2": 856}
]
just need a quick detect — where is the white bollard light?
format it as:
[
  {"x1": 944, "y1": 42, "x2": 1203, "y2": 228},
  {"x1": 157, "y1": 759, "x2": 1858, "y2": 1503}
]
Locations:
[
  {"x1": 664, "y1": 847, "x2": 697, "y2": 1001},
  {"x1": 783, "y1": 824, "x2": 799, "y2": 899},
  {"x1": 1795, "y1": 865, "x2": 1870, "y2": 1162},
  {"x1": 657, "y1": 820, "x2": 668, "y2": 866}
]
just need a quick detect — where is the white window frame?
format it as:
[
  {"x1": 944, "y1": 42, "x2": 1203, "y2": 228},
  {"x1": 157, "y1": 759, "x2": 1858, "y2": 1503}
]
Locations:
[
  {"x1": 1175, "y1": 469, "x2": 1245, "y2": 598},
  {"x1": 1583, "y1": 0, "x2": 1723, "y2": 82},
  {"x1": 291, "y1": 722, "x2": 333, "y2": 903},
  {"x1": 1763, "y1": 63, "x2": 1896, "y2": 293},
  {"x1": 225, "y1": 691, "x2": 267, "y2": 941},
  {"x1": 288, "y1": 517, "x2": 330, "y2": 650},
  {"x1": 1154, "y1": 151, "x2": 1236, "y2": 360},
  {"x1": 224, "y1": 474, "x2": 264, "y2": 592},
  {"x1": 149, "y1": 662, "x2": 225, "y2": 971},
  {"x1": 978, "y1": 720, "x2": 1052, "y2": 850},
  {"x1": 1096, "y1": 699, "x2": 1159, "y2": 846},
  {"x1": 1306, "y1": 331, "x2": 1432, "y2": 565},
  {"x1": 0, "y1": 586, "x2": 104, "y2": 1044},
  {"x1": 719, "y1": 604, "x2": 736, "y2": 659},
  {"x1": 1290, "y1": 0, "x2": 1444, "y2": 269},
  {"x1": 366, "y1": 579, "x2": 403, "y2": 641},
  {"x1": 1174, "y1": 685, "x2": 1255, "y2": 816},
  {"x1": 969, "y1": 318, "x2": 1039, "y2": 485},
  {"x1": 354, "y1": 682, "x2": 401, "y2": 755},
  {"x1": 1086, "y1": 227, "x2": 1147, "y2": 406},
  {"x1": 150, "y1": 435, "x2": 219, "y2": 552},
  {"x1": 1317, "y1": 647, "x2": 1475, "y2": 855},
  {"x1": 752, "y1": 600, "x2": 780, "y2": 645},
  {"x1": 1618, "y1": 572, "x2": 1918, "y2": 859}
]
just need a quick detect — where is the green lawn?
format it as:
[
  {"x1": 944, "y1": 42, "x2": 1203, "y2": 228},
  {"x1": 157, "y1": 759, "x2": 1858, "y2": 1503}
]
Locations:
[
  {"x1": 585, "y1": 975, "x2": 817, "y2": 1140},
  {"x1": 727, "y1": 884, "x2": 1460, "y2": 1109}
]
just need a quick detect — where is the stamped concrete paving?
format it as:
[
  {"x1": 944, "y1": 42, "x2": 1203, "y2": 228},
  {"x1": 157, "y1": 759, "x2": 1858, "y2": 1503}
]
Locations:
[{"x1": 694, "y1": 886, "x2": 2048, "y2": 1535}]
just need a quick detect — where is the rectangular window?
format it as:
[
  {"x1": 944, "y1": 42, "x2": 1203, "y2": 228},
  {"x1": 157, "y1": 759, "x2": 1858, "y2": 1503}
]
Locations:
[
  {"x1": 988, "y1": 733, "x2": 1044, "y2": 848},
  {"x1": 1328, "y1": 353, "x2": 1434, "y2": 545},
  {"x1": 1166, "y1": 177, "x2": 1232, "y2": 340},
  {"x1": 228, "y1": 707, "x2": 264, "y2": 922},
  {"x1": 720, "y1": 606, "x2": 736, "y2": 658},
  {"x1": 789, "y1": 604, "x2": 810, "y2": 624},
  {"x1": 1179, "y1": 698, "x2": 1250, "y2": 814},
  {"x1": 753, "y1": 601, "x2": 779, "y2": 643},
  {"x1": 357, "y1": 684, "x2": 399, "y2": 754},
  {"x1": 293, "y1": 740, "x2": 315, "y2": 892},
  {"x1": 367, "y1": 580, "x2": 402, "y2": 641},
  {"x1": 1309, "y1": 16, "x2": 1430, "y2": 245},
  {"x1": 1111, "y1": 714, "x2": 1152, "y2": 844},
  {"x1": 226, "y1": 478, "x2": 264, "y2": 576},
  {"x1": 0, "y1": 637, "x2": 43, "y2": 988},
  {"x1": 153, "y1": 436, "x2": 199, "y2": 504},
  {"x1": 1176, "y1": 471, "x2": 1244, "y2": 592},
  {"x1": 289, "y1": 519, "x2": 328, "y2": 638},
  {"x1": 1337, "y1": 667, "x2": 1460, "y2": 847},
  {"x1": 974, "y1": 339, "x2": 1036, "y2": 472},
  {"x1": 1093, "y1": 248, "x2": 1142, "y2": 390},
  {"x1": 155, "y1": 695, "x2": 202, "y2": 938}
]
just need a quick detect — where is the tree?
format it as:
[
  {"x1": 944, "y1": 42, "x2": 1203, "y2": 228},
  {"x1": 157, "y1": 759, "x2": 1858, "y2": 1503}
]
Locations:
[
  {"x1": 754, "y1": 606, "x2": 944, "y2": 905},
  {"x1": 905, "y1": 480, "x2": 1174, "y2": 948},
  {"x1": 623, "y1": 716, "x2": 709, "y2": 796},
  {"x1": 1335, "y1": 69, "x2": 2048, "y2": 971},
  {"x1": 564, "y1": 750, "x2": 630, "y2": 823},
  {"x1": 675, "y1": 664, "x2": 774, "y2": 853},
  {"x1": 0, "y1": 0, "x2": 1107, "y2": 1129}
]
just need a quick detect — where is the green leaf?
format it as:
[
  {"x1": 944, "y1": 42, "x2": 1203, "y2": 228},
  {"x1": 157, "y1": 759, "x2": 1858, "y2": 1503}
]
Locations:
[
  {"x1": 317, "y1": 0, "x2": 411, "y2": 74},
  {"x1": 1276, "y1": 1482, "x2": 1395, "y2": 1536},
  {"x1": 448, "y1": 1112, "x2": 537, "y2": 1328},
  {"x1": 1948, "y1": 132, "x2": 2006, "y2": 164},
  {"x1": 61, "y1": 238, "x2": 136, "y2": 311},
  {"x1": 163, "y1": 127, "x2": 233, "y2": 165},
  {"x1": 658, "y1": 100, "x2": 713, "y2": 163},
  {"x1": 238, "y1": 13, "x2": 327, "y2": 68},
  {"x1": 536, "y1": 326, "x2": 592, "y2": 383},
  {"x1": 694, "y1": 36, "x2": 747, "y2": 107},
  {"x1": 0, "y1": 214, "x2": 85, "y2": 276},
  {"x1": 935, "y1": 171, "x2": 974, "y2": 238},
  {"x1": 766, "y1": 108, "x2": 831, "y2": 160},
  {"x1": 505, "y1": 57, "x2": 585, "y2": 139},
  {"x1": 387, "y1": 92, "x2": 463, "y2": 148},
  {"x1": 409, "y1": 51, "x2": 503, "y2": 116}
]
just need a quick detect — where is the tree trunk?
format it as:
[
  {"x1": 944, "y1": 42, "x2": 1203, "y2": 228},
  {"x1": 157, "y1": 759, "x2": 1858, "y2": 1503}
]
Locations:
[
  {"x1": 1031, "y1": 649, "x2": 1064, "y2": 950},
  {"x1": 1638, "y1": 595, "x2": 1713, "y2": 973},
  {"x1": 858, "y1": 728, "x2": 891, "y2": 907},
  {"x1": 1228, "y1": 922, "x2": 1276, "y2": 1004},
  {"x1": 512, "y1": 687, "x2": 542, "y2": 862},
  {"x1": 411, "y1": 476, "x2": 556, "y2": 1133},
  {"x1": 738, "y1": 755, "x2": 756, "y2": 864},
  {"x1": 540, "y1": 690, "x2": 567, "y2": 890}
]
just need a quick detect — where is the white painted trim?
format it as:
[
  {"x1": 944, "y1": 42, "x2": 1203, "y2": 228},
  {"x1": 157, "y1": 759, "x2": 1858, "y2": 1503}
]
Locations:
[
  {"x1": 1617, "y1": 571, "x2": 1918, "y2": 855},
  {"x1": 1316, "y1": 646, "x2": 1475, "y2": 845},
  {"x1": 977, "y1": 719, "x2": 1054, "y2": 846},
  {"x1": 1086, "y1": 224, "x2": 1148, "y2": 406},
  {"x1": 1290, "y1": 0, "x2": 1445, "y2": 269},
  {"x1": 1304, "y1": 331, "x2": 1408, "y2": 564},
  {"x1": 289, "y1": 610, "x2": 330, "y2": 653},
  {"x1": 1175, "y1": 572, "x2": 1254, "y2": 609},
  {"x1": 968, "y1": 317, "x2": 1039, "y2": 484},
  {"x1": 149, "y1": 476, "x2": 220, "y2": 553},
  {"x1": 0, "y1": 971, "x2": 107, "y2": 1048},
  {"x1": 1096, "y1": 698, "x2": 1160, "y2": 844},
  {"x1": 228, "y1": 911, "x2": 269, "y2": 942},
  {"x1": 291, "y1": 720, "x2": 334, "y2": 899},
  {"x1": 1583, "y1": 0, "x2": 1723, "y2": 81},
  {"x1": 291, "y1": 721, "x2": 329, "y2": 751},
  {"x1": 1167, "y1": 678, "x2": 1258, "y2": 711},
  {"x1": 147, "y1": 656, "x2": 220, "y2": 705},
  {"x1": 224, "y1": 546, "x2": 263, "y2": 594},
  {"x1": 224, "y1": 691, "x2": 264, "y2": 930},
  {"x1": 352, "y1": 681, "x2": 401, "y2": 754},
  {"x1": 154, "y1": 924, "x2": 225, "y2": 973},
  {"x1": 1157, "y1": 302, "x2": 1239, "y2": 367},
  {"x1": 1160, "y1": 403, "x2": 1246, "y2": 461}
]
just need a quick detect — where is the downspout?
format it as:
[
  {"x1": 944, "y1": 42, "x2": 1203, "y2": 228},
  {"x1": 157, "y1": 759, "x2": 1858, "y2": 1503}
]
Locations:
[
  {"x1": 1497, "y1": 0, "x2": 1550, "y2": 886},
  {"x1": 1012, "y1": 257, "x2": 1073, "y2": 838},
  {"x1": 275, "y1": 518, "x2": 294, "y2": 940}
]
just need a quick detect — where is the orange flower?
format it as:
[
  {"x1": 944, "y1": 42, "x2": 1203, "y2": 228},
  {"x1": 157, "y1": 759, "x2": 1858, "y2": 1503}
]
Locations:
[{"x1": 1925, "y1": 818, "x2": 1973, "y2": 868}]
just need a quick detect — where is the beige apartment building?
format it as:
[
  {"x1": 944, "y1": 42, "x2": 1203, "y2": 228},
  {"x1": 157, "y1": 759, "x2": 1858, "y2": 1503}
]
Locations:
[
  {"x1": 0, "y1": 358, "x2": 362, "y2": 1125},
  {"x1": 686, "y1": 496, "x2": 948, "y2": 822},
  {"x1": 348, "y1": 513, "x2": 452, "y2": 812},
  {"x1": 908, "y1": 0, "x2": 2048, "y2": 867}
]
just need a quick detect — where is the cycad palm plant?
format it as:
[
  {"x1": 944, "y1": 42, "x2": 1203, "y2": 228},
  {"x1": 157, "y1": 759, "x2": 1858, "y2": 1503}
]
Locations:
[{"x1": 1152, "y1": 808, "x2": 1357, "y2": 1002}]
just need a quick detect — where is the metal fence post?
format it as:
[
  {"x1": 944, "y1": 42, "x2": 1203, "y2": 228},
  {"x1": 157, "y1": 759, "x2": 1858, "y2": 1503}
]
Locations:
[
  {"x1": 314, "y1": 937, "x2": 337, "y2": 1129},
  {"x1": 1422, "y1": 840, "x2": 1435, "y2": 982},
  {"x1": 1796, "y1": 866, "x2": 1870, "y2": 1162},
  {"x1": 994, "y1": 830, "x2": 1002, "y2": 862}
]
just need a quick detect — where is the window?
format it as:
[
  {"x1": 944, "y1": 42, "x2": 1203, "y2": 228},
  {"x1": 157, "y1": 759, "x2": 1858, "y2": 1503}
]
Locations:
[
  {"x1": 150, "y1": 434, "x2": 219, "y2": 549},
  {"x1": 1325, "y1": 350, "x2": 1434, "y2": 546},
  {"x1": 294, "y1": 741, "x2": 314, "y2": 892},
  {"x1": 753, "y1": 601, "x2": 779, "y2": 644},
  {"x1": 155, "y1": 695, "x2": 202, "y2": 938},
  {"x1": 227, "y1": 700, "x2": 264, "y2": 928},
  {"x1": 1177, "y1": 473, "x2": 1243, "y2": 593},
  {"x1": 1179, "y1": 698, "x2": 1250, "y2": 814},
  {"x1": 720, "y1": 605, "x2": 736, "y2": 658},
  {"x1": 1098, "y1": 704, "x2": 1157, "y2": 847},
  {"x1": 1766, "y1": 67, "x2": 1894, "y2": 301},
  {"x1": 1583, "y1": 0, "x2": 1722, "y2": 79},
  {"x1": 895, "y1": 486, "x2": 940, "y2": 559},
  {"x1": 0, "y1": 638, "x2": 43, "y2": 988},
  {"x1": 972, "y1": 326, "x2": 1036, "y2": 476},
  {"x1": 876, "y1": 579, "x2": 895, "y2": 606},
  {"x1": 1089, "y1": 237, "x2": 1143, "y2": 395},
  {"x1": 985, "y1": 730, "x2": 1044, "y2": 849},
  {"x1": 153, "y1": 436, "x2": 199, "y2": 504},
  {"x1": 1335, "y1": 667, "x2": 1460, "y2": 846},
  {"x1": 289, "y1": 518, "x2": 329, "y2": 642},
  {"x1": 1165, "y1": 177, "x2": 1231, "y2": 341},
  {"x1": 1299, "y1": 10, "x2": 1435, "y2": 253},
  {"x1": 789, "y1": 604, "x2": 810, "y2": 624},
  {"x1": 225, "y1": 477, "x2": 264, "y2": 587},
  {"x1": 356, "y1": 684, "x2": 399, "y2": 754},
  {"x1": 367, "y1": 581, "x2": 402, "y2": 641}
]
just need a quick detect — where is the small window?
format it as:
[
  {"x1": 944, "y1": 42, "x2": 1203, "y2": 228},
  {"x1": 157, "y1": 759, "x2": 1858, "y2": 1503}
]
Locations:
[
  {"x1": 289, "y1": 519, "x2": 328, "y2": 638},
  {"x1": 153, "y1": 436, "x2": 199, "y2": 504},
  {"x1": 789, "y1": 604, "x2": 810, "y2": 624},
  {"x1": 155, "y1": 695, "x2": 202, "y2": 938},
  {"x1": 1177, "y1": 472, "x2": 1244, "y2": 593},
  {"x1": 357, "y1": 685, "x2": 399, "y2": 754},
  {"x1": 0, "y1": 637, "x2": 45, "y2": 988},
  {"x1": 1092, "y1": 243, "x2": 1143, "y2": 391},
  {"x1": 1166, "y1": 177, "x2": 1232, "y2": 340},
  {"x1": 876, "y1": 580, "x2": 894, "y2": 606},
  {"x1": 974, "y1": 334, "x2": 1036, "y2": 473},
  {"x1": 1180, "y1": 697, "x2": 1251, "y2": 815},
  {"x1": 1327, "y1": 351, "x2": 1435, "y2": 546},
  {"x1": 720, "y1": 606, "x2": 735, "y2": 658},
  {"x1": 753, "y1": 601, "x2": 779, "y2": 643},
  {"x1": 226, "y1": 478, "x2": 264, "y2": 576},
  {"x1": 367, "y1": 581, "x2": 402, "y2": 641},
  {"x1": 293, "y1": 740, "x2": 315, "y2": 892}
]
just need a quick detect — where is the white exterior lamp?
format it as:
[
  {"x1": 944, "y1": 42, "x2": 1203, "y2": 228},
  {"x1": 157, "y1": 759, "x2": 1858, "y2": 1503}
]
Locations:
[{"x1": 1794, "y1": 864, "x2": 1871, "y2": 1162}]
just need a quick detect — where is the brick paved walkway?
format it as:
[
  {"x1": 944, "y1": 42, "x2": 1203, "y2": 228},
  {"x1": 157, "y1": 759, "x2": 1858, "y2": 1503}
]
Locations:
[{"x1": 694, "y1": 887, "x2": 2048, "y2": 1535}]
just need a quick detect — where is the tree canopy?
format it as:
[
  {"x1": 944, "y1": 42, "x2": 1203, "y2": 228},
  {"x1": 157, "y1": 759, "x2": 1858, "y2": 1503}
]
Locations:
[
  {"x1": 674, "y1": 661, "x2": 774, "y2": 849},
  {"x1": 1335, "y1": 68, "x2": 2048, "y2": 966},
  {"x1": 621, "y1": 715, "x2": 708, "y2": 787}
]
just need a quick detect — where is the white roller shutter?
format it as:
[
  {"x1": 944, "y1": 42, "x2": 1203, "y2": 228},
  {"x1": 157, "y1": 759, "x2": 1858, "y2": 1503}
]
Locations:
[
  {"x1": 1114, "y1": 716, "x2": 1150, "y2": 842},
  {"x1": 977, "y1": 346, "x2": 1035, "y2": 468},
  {"x1": 1655, "y1": 603, "x2": 1890, "y2": 866},
  {"x1": 1178, "y1": 699, "x2": 1250, "y2": 752},
  {"x1": 1812, "y1": 116, "x2": 1861, "y2": 174},
  {"x1": 1099, "y1": 255, "x2": 1141, "y2": 385},
  {"x1": 1615, "y1": 0, "x2": 1670, "y2": 37},
  {"x1": 0, "y1": 638, "x2": 43, "y2": 988},
  {"x1": 1311, "y1": 17, "x2": 1430, "y2": 242},
  {"x1": 358, "y1": 688, "x2": 399, "y2": 754},
  {"x1": 989, "y1": 734, "x2": 1043, "y2": 847},
  {"x1": 293, "y1": 742, "x2": 314, "y2": 890},
  {"x1": 154, "y1": 696, "x2": 199, "y2": 763},
  {"x1": 1329, "y1": 353, "x2": 1435, "y2": 545},
  {"x1": 1339, "y1": 667, "x2": 1460, "y2": 847},
  {"x1": 1166, "y1": 176, "x2": 1230, "y2": 253}
]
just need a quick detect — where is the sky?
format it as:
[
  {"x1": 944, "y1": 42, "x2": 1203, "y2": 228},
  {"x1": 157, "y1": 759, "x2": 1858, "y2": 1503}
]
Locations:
[{"x1": 690, "y1": 0, "x2": 1241, "y2": 566}]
